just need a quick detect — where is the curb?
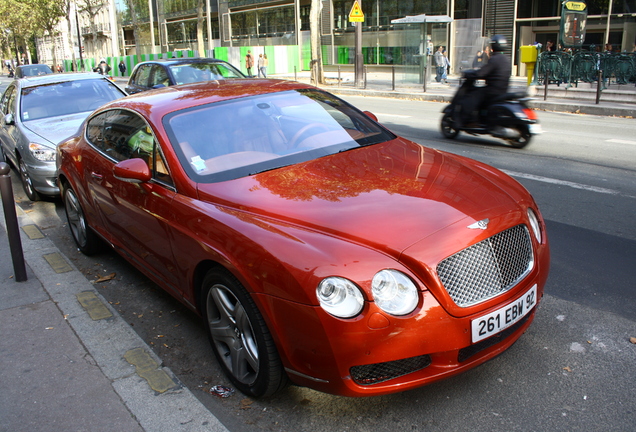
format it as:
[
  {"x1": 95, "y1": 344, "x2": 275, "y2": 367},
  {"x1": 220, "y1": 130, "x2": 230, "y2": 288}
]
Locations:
[{"x1": 2, "y1": 204, "x2": 228, "y2": 432}]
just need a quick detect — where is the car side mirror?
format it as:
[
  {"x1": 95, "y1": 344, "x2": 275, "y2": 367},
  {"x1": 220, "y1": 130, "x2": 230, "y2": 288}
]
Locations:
[
  {"x1": 363, "y1": 111, "x2": 378, "y2": 122},
  {"x1": 113, "y1": 158, "x2": 152, "y2": 183},
  {"x1": 4, "y1": 113, "x2": 14, "y2": 125}
]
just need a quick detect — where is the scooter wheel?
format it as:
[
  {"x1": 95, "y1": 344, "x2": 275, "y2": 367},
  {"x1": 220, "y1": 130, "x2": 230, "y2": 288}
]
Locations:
[
  {"x1": 441, "y1": 112, "x2": 459, "y2": 139},
  {"x1": 507, "y1": 129, "x2": 532, "y2": 148}
]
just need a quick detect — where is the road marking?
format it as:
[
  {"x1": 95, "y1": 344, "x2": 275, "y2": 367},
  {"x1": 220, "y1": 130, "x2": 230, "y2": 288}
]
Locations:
[
  {"x1": 76, "y1": 291, "x2": 113, "y2": 321},
  {"x1": 124, "y1": 348, "x2": 178, "y2": 393},
  {"x1": 606, "y1": 139, "x2": 636, "y2": 146},
  {"x1": 502, "y1": 170, "x2": 620, "y2": 195},
  {"x1": 43, "y1": 252, "x2": 73, "y2": 273}
]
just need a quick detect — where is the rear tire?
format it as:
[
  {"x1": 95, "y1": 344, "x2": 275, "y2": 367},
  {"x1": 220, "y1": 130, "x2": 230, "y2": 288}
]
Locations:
[
  {"x1": 508, "y1": 129, "x2": 532, "y2": 148},
  {"x1": 202, "y1": 268, "x2": 288, "y2": 397},
  {"x1": 441, "y1": 111, "x2": 459, "y2": 139},
  {"x1": 64, "y1": 185, "x2": 101, "y2": 255}
]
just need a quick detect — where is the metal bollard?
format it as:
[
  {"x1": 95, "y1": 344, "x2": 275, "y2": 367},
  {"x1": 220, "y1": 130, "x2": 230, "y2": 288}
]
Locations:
[
  {"x1": 364, "y1": 66, "x2": 367, "y2": 89},
  {"x1": 338, "y1": 66, "x2": 341, "y2": 88},
  {"x1": 596, "y1": 70, "x2": 602, "y2": 104},
  {"x1": 544, "y1": 67, "x2": 549, "y2": 101},
  {"x1": 392, "y1": 65, "x2": 395, "y2": 91},
  {"x1": 294, "y1": 65, "x2": 297, "y2": 82},
  {"x1": 0, "y1": 162, "x2": 27, "y2": 282}
]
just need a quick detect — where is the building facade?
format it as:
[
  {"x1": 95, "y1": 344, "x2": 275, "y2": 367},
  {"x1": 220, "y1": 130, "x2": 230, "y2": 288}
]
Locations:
[{"x1": 36, "y1": 1, "x2": 636, "y2": 74}]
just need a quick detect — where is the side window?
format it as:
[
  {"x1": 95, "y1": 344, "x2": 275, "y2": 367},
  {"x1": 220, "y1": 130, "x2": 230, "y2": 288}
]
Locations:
[
  {"x1": 86, "y1": 109, "x2": 173, "y2": 187},
  {"x1": 151, "y1": 65, "x2": 169, "y2": 87},
  {"x1": 0, "y1": 86, "x2": 16, "y2": 115},
  {"x1": 133, "y1": 65, "x2": 152, "y2": 87}
]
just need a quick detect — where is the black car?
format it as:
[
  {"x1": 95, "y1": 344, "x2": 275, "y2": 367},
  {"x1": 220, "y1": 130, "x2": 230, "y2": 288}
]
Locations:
[
  {"x1": 15, "y1": 64, "x2": 53, "y2": 78},
  {"x1": 125, "y1": 58, "x2": 245, "y2": 94}
]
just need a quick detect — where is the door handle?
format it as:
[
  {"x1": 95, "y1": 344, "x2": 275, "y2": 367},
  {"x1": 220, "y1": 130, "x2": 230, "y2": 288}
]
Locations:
[{"x1": 91, "y1": 172, "x2": 103, "y2": 180}]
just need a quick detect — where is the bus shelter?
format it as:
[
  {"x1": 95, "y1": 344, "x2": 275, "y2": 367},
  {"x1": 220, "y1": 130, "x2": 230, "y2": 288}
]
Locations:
[{"x1": 390, "y1": 14, "x2": 453, "y2": 86}]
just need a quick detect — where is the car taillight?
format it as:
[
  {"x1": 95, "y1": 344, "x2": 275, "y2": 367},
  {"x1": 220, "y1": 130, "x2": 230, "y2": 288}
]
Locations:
[{"x1": 522, "y1": 108, "x2": 538, "y2": 120}]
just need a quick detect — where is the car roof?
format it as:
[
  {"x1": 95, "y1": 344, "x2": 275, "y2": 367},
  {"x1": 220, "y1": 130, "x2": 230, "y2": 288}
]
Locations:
[
  {"x1": 16, "y1": 64, "x2": 51, "y2": 69},
  {"x1": 134, "y1": 58, "x2": 231, "y2": 66},
  {"x1": 16, "y1": 72, "x2": 111, "y2": 88},
  {"x1": 100, "y1": 79, "x2": 314, "y2": 121}
]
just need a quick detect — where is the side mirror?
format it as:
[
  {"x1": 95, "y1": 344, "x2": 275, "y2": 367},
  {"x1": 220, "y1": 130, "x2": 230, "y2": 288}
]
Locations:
[
  {"x1": 4, "y1": 113, "x2": 15, "y2": 125},
  {"x1": 363, "y1": 111, "x2": 378, "y2": 122},
  {"x1": 113, "y1": 158, "x2": 151, "y2": 183}
]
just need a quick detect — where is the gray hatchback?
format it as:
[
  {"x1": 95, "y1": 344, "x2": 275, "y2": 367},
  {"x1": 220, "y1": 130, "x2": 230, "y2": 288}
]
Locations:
[{"x1": 0, "y1": 72, "x2": 126, "y2": 200}]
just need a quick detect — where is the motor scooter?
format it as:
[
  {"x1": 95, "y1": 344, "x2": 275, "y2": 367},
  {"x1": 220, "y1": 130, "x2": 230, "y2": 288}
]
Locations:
[{"x1": 440, "y1": 72, "x2": 542, "y2": 148}]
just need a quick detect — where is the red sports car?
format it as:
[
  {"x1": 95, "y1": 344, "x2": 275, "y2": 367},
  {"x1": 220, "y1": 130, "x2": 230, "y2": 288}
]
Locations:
[{"x1": 56, "y1": 79, "x2": 550, "y2": 398}]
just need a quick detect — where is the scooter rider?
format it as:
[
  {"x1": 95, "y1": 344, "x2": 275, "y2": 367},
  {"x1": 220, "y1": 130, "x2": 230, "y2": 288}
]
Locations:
[{"x1": 459, "y1": 35, "x2": 511, "y2": 127}]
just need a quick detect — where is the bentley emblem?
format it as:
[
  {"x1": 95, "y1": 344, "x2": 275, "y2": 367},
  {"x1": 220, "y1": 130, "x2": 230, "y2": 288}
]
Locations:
[{"x1": 468, "y1": 218, "x2": 490, "y2": 230}]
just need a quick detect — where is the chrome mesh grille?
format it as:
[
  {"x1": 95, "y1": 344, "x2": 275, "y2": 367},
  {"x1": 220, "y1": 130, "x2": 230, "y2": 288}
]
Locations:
[{"x1": 436, "y1": 225, "x2": 534, "y2": 307}]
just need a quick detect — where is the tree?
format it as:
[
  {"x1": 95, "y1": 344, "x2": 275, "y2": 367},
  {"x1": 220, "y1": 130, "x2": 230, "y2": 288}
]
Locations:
[
  {"x1": 31, "y1": 0, "x2": 67, "y2": 68},
  {"x1": 0, "y1": 0, "x2": 39, "y2": 65},
  {"x1": 196, "y1": 0, "x2": 205, "y2": 57},
  {"x1": 61, "y1": 0, "x2": 78, "y2": 70},
  {"x1": 309, "y1": 0, "x2": 324, "y2": 84}
]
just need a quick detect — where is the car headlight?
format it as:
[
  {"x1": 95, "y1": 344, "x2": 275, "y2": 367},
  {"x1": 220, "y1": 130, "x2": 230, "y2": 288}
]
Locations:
[
  {"x1": 316, "y1": 277, "x2": 364, "y2": 318},
  {"x1": 527, "y1": 208, "x2": 542, "y2": 243},
  {"x1": 372, "y1": 270, "x2": 419, "y2": 316},
  {"x1": 29, "y1": 143, "x2": 56, "y2": 161}
]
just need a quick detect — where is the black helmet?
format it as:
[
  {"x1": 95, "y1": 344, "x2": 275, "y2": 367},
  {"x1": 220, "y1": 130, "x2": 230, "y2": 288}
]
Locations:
[{"x1": 490, "y1": 35, "x2": 507, "y2": 52}]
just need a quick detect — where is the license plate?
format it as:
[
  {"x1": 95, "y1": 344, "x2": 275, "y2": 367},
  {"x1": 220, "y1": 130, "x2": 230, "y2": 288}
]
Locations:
[
  {"x1": 529, "y1": 124, "x2": 543, "y2": 134},
  {"x1": 471, "y1": 285, "x2": 537, "y2": 343}
]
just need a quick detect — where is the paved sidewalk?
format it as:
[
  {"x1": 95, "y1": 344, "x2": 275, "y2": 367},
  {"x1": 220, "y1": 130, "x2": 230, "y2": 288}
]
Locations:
[{"x1": 0, "y1": 195, "x2": 228, "y2": 431}]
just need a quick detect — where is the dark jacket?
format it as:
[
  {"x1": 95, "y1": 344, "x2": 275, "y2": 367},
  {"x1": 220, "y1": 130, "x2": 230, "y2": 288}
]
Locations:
[{"x1": 473, "y1": 52, "x2": 511, "y2": 95}]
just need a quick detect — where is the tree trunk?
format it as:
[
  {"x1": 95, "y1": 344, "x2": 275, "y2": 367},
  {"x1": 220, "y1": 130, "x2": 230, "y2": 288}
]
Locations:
[
  {"x1": 309, "y1": 0, "x2": 324, "y2": 84},
  {"x1": 65, "y1": 9, "x2": 77, "y2": 71},
  {"x1": 197, "y1": 0, "x2": 205, "y2": 57}
]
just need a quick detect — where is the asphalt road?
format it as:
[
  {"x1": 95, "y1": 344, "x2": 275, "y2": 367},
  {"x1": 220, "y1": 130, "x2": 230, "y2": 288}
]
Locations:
[{"x1": 2, "y1": 80, "x2": 635, "y2": 431}]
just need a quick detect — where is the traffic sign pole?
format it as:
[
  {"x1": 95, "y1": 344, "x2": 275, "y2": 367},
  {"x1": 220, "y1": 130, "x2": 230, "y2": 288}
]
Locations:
[{"x1": 349, "y1": 0, "x2": 365, "y2": 88}]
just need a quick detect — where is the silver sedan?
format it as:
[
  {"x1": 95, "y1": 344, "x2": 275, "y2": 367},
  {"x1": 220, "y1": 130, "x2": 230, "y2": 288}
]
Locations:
[{"x1": 0, "y1": 72, "x2": 126, "y2": 200}]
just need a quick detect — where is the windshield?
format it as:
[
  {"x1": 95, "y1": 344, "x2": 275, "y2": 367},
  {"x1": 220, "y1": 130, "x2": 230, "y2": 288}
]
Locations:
[
  {"x1": 164, "y1": 89, "x2": 395, "y2": 182},
  {"x1": 169, "y1": 62, "x2": 244, "y2": 84},
  {"x1": 21, "y1": 79, "x2": 124, "y2": 121}
]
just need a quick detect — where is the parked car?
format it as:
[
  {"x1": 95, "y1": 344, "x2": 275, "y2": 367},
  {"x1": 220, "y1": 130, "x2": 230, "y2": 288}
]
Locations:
[
  {"x1": 125, "y1": 58, "x2": 244, "y2": 94},
  {"x1": 56, "y1": 79, "x2": 550, "y2": 398},
  {"x1": 14, "y1": 64, "x2": 53, "y2": 78},
  {"x1": 0, "y1": 72, "x2": 127, "y2": 200}
]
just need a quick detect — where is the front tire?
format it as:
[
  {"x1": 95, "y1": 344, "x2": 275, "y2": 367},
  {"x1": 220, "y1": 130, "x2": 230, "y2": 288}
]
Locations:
[
  {"x1": 441, "y1": 111, "x2": 459, "y2": 139},
  {"x1": 202, "y1": 268, "x2": 288, "y2": 397},
  {"x1": 18, "y1": 157, "x2": 40, "y2": 201},
  {"x1": 64, "y1": 185, "x2": 101, "y2": 255}
]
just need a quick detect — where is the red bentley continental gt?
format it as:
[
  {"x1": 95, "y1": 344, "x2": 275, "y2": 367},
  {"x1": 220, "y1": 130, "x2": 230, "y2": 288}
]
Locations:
[{"x1": 56, "y1": 79, "x2": 550, "y2": 398}]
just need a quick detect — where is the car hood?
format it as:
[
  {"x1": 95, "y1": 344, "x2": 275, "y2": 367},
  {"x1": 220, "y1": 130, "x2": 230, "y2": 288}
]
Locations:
[
  {"x1": 23, "y1": 112, "x2": 88, "y2": 146},
  {"x1": 197, "y1": 138, "x2": 526, "y2": 257}
]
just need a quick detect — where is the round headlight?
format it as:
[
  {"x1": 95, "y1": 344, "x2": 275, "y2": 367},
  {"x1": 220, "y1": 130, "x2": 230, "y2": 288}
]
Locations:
[
  {"x1": 316, "y1": 277, "x2": 364, "y2": 318},
  {"x1": 527, "y1": 208, "x2": 542, "y2": 243},
  {"x1": 371, "y1": 270, "x2": 419, "y2": 316}
]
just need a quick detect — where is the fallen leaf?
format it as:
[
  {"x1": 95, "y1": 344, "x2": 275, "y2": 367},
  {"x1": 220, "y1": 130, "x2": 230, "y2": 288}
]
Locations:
[
  {"x1": 630, "y1": 337, "x2": 636, "y2": 344},
  {"x1": 240, "y1": 398, "x2": 253, "y2": 410},
  {"x1": 563, "y1": 366, "x2": 572, "y2": 372},
  {"x1": 95, "y1": 273, "x2": 116, "y2": 283}
]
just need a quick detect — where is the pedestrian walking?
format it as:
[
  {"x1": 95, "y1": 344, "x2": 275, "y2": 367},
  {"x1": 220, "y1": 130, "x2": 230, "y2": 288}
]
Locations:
[
  {"x1": 118, "y1": 60, "x2": 126, "y2": 77},
  {"x1": 245, "y1": 50, "x2": 254, "y2": 77},
  {"x1": 434, "y1": 46, "x2": 445, "y2": 82}
]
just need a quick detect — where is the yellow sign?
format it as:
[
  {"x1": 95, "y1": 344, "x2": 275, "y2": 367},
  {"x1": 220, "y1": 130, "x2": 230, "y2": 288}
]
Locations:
[
  {"x1": 564, "y1": 1, "x2": 586, "y2": 11},
  {"x1": 349, "y1": 0, "x2": 364, "y2": 22}
]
